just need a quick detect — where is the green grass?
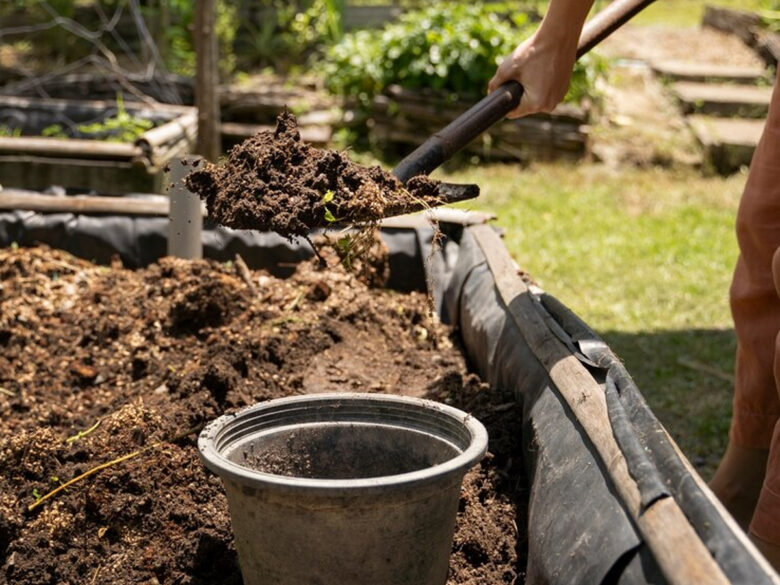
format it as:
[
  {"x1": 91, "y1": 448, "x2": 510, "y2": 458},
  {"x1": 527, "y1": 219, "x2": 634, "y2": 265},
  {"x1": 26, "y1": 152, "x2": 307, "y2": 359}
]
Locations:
[
  {"x1": 525, "y1": 0, "x2": 772, "y2": 27},
  {"x1": 625, "y1": 0, "x2": 767, "y2": 27},
  {"x1": 438, "y1": 162, "x2": 747, "y2": 476}
]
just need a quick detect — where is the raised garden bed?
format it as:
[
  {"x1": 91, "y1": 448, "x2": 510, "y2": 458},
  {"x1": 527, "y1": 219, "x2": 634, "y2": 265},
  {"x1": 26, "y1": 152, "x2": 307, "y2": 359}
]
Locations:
[
  {"x1": 362, "y1": 85, "x2": 590, "y2": 163},
  {"x1": 0, "y1": 96, "x2": 196, "y2": 194},
  {"x1": 0, "y1": 208, "x2": 776, "y2": 585}
]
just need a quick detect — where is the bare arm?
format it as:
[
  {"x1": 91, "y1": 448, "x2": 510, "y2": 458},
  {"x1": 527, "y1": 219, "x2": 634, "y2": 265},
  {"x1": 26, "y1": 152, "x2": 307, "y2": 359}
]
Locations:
[{"x1": 488, "y1": 0, "x2": 596, "y2": 119}]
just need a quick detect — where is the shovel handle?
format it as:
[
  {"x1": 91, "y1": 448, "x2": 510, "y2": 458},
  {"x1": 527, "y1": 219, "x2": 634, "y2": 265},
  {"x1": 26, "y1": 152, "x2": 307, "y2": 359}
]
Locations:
[{"x1": 392, "y1": 0, "x2": 658, "y2": 183}]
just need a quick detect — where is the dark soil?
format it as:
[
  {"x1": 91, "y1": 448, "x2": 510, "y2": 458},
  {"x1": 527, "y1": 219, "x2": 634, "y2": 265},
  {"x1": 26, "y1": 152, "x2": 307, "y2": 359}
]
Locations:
[
  {"x1": 184, "y1": 111, "x2": 441, "y2": 239},
  {"x1": 0, "y1": 245, "x2": 527, "y2": 585}
]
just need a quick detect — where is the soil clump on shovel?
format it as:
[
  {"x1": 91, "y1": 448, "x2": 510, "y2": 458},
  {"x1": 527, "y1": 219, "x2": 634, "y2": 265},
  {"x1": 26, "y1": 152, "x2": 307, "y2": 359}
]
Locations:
[{"x1": 185, "y1": 111, "x2": 441, "y2": 239}]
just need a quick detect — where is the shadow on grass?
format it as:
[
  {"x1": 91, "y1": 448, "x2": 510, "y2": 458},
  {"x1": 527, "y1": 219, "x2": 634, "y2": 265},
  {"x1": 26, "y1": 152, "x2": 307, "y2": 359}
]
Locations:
[{"x1": 600, "y1": 327, "x2": 737, "y2": 480}]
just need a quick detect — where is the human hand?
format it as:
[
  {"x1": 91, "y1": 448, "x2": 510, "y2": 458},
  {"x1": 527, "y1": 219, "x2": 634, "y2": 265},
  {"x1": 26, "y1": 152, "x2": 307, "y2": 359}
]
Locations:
[{"x1": 488, "y1": 27, "x2": 579, "y2": 119}]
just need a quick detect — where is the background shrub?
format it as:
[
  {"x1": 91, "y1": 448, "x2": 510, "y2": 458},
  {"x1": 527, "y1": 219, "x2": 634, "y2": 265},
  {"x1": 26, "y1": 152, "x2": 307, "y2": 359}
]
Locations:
[{"x1": 319, "y1": 2, "x2": 608, "y2": 105}]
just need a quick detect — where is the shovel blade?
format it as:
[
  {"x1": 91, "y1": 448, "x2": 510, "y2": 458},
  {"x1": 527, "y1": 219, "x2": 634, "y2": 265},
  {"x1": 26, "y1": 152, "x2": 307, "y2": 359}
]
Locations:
[
  {"x1": 436, "y1": 182, "x2": 480, "y2": 205},
  {"x1": 377, "y1": 182, "x2": 480, "y2": 221}
]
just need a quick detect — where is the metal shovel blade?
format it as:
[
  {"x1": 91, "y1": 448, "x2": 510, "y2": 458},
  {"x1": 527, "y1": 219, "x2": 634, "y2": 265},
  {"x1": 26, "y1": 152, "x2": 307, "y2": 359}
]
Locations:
[{"x1": 377, "y1": 181, "x2": 480, "y2": 221}]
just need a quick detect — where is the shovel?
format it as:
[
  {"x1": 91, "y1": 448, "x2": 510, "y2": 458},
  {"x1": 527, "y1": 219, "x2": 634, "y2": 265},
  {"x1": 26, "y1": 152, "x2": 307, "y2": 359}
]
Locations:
[{"x1": 395, "y1": 0, "x2": 658, "y2": 213}]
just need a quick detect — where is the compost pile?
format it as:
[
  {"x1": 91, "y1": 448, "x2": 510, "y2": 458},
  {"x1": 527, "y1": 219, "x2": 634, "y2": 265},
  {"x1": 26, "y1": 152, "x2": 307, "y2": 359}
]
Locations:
[
  {"x1": 184, "y1": 111, "x2": 441, "y2": 238},
  {"x1": 0, "y1": 245, "x2": 526, "y2": 585}
]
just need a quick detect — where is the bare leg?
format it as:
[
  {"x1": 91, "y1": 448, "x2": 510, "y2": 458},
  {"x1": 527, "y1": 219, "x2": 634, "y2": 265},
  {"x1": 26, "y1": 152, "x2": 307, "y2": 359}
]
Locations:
[
  {"x1": 709, "y1": 443, "x2": 769, "y2": 530},
  {"x1": 750, "y1": 533, "x2": 780, "y2": 572}
]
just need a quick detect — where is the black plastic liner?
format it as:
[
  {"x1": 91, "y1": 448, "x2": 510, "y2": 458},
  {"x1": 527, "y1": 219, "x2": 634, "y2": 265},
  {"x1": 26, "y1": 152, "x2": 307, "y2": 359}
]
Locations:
[
  {"x1": 0, "y1": 208, "x2": 774, "y2": 585},
  {"x1": 0, "y1": 208, "x2": 434, "y2": 293},
  {"x1": 448, "y1": 228, "x2": 775, "y2": 585}
]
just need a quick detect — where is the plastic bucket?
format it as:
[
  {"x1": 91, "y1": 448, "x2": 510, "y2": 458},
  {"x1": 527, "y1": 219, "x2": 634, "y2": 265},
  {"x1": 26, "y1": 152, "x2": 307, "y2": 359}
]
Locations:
[{"x1": 198, "y1": 393, "x2": 488, "y2": 585}]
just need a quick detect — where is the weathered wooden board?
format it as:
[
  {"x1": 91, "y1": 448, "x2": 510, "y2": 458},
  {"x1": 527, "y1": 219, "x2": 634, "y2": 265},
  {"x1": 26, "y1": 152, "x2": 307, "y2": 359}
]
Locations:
[
  {"x1": 0, "y1": 97, "x2": 196, "y2": 193},
  {"x1": 366, "y1": 86, "x2": 589, "y2": 162},
  {"x1": 469, "y1": 224, "x2": 730, "y2": 585},
  {"x1": 0, "y1": 156, "x2": 162, "y2": 195}
]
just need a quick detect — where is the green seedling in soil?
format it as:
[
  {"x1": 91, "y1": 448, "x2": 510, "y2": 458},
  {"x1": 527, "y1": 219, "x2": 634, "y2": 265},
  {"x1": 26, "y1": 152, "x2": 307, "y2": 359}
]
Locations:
[
  {"x1": 321, "y1": 190, "x2": 342, "y2": 224},
  {"x1": 76, "y1": 94, "x2": 153, "y2": 143},
  {"x1": 32, "y1": 488, "x2": 42, "y2": 503},
  {"x1": 39, "y1": 95, "x2": 153, "y2": 142},
  {"x1": 66, "y1": 420, "x2": 101, "y2": 444}
]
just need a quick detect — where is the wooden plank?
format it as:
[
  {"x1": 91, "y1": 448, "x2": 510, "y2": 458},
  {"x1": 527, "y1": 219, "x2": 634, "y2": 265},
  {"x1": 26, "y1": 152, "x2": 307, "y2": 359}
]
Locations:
[
  {"x1": 0, "y1": 136, "x2": 140, "y2": 160},
  {"x1": 468, "y1": 224, "x2": 730, "y2": 585},
  {"x1": 657, "y1": 421, "x2": 780, "y2": 580},
  {"x1": 0, "y1": 95, "x2": 191, "y2": 119},
  {"x1": 0, "y1": 191, "x2": 191, "y2": 216},
  {"x1": 651, "y1": 60, "x2": 768, "y2": 84},
  {"x1": 671, "y1": 81, "x2": 772, "y2": 118},
  {"x1": 150, "y1": 136, "x2": 195, "y2": 171},
  {"x1": 0, "y1": 156, "x2": 161, "y2": 195},
  {"x1": 137, "y1": 110, "x2": 197, "y2": 151},
  {"x1": 0, "y1": 190, "x2": 489, "y2": 227},
  {"x1": 383, "y1": 85, "x2": 589, "y2": 123},
  {"x1": 688, "y1": 115, "x2": 765, "y2": 174},
  {"x1": 688, "y1": 115, "x2": 765, "y2": 148}
]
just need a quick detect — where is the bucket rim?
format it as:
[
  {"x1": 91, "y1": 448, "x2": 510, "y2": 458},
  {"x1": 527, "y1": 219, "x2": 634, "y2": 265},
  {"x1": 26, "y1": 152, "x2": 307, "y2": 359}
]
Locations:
[{"x1": 197, "y1": 392, "x2": 489, "y2": 494}]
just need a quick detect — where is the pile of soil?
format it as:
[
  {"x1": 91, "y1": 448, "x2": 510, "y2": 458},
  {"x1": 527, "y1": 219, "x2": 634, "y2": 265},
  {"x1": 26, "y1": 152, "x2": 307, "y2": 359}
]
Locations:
[
  {"x1": 0, "y1": 245, "x2": 527, "y2": 585},
  {"x1": 184, "y1": 112, "x2": 441, "y2": 239}
]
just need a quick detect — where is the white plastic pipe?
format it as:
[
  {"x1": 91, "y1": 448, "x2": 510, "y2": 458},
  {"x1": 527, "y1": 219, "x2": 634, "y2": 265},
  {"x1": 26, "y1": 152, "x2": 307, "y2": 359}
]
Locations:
[{"x1": 167, "y1": 157, "x2": 203, "y2": 259}]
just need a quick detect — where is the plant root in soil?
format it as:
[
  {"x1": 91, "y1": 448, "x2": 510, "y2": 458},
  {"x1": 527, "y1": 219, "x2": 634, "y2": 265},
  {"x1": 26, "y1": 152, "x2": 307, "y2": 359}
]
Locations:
[{"x1": 184, "y1": 111, "x2": 442, "y2": 239}]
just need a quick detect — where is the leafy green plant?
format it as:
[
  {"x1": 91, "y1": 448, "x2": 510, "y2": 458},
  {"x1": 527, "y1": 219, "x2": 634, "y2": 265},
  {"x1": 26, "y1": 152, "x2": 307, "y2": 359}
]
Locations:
[
  {"x1": 154, "y1": 0, "x2": 238, "y2": 76},
  {"x1": 321, "y1": 190, "x2": 339, "y2": 223},
  {"x1": 759, "y1": 0, "x2": 779, "y2": 32},
  {"x1": 38, "y1": 96, "x2": 153, "y2": 143},
  {"x1": 237, "y1": 0, "x2": 344, "y2": 70},
  {"x1": 76, "y1": 95, "x2": 153, "y2": 142},
  {"x1": 318, "y1": 3, "x2": 606, "y2": 105}
]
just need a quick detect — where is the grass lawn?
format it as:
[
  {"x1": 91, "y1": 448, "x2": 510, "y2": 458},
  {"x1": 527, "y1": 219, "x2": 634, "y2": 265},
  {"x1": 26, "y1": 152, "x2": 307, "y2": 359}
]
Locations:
[
  {"x1": 604, "y1": 0, "x2": 768, "y2": 27},
  {"x1": 438, "y1": 162, "x2": 748, "y2": 476},
  {"x1": 589, "y1": 0, "x2": 770, "y2": 27}
]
